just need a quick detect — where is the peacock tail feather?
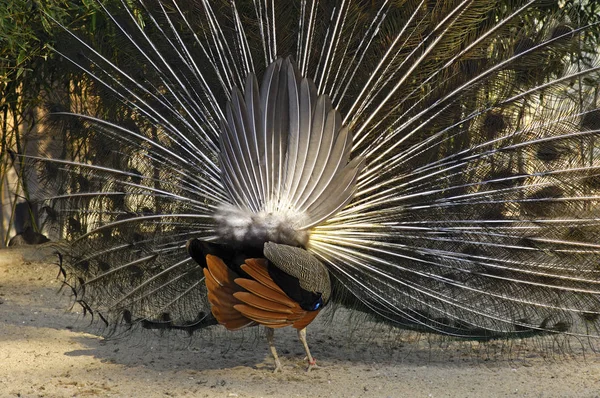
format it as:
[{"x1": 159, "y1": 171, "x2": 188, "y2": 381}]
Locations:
[{"x1": 15, "y1": 0, "x2": 600, "y2": 341}]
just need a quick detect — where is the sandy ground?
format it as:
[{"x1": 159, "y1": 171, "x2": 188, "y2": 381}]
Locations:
[{"x1": 1, "y1": 246, "x2": 600, "y2": 398}]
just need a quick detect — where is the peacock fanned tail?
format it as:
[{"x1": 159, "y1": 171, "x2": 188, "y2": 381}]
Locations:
[{"x1": 19, "y1": 0, "x2": 600, "y2": 341}]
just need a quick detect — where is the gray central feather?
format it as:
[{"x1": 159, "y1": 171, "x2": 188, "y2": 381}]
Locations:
[
  {"x1": 264, "y1": 241, "x2": 331, "y2": 303},
  {"x1": 215, "y1": 58, "x2": 363, "y2": 248}
]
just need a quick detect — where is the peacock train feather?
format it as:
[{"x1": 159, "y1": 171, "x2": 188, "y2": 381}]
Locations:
[{"x1": 13, "y1": 0, "x2": 600, "y2": 359}]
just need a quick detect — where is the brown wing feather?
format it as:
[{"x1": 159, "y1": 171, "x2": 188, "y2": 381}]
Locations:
[
  {"x1": 233, "y1": 258, "x2": 321, "y2": 329},
  {"x1": 203, "y1": 254, "x2": 321, "y2": 331},
  {"x1": 203, "y1": 256, "x2": 255, "y2": 330},
  {"x1": 207, "y1": 292, "x2": 241, "y2": 314},
  {"x1": 233, "y1": 304, "x2": 302, "y2": 325},
  {"x1": 223, "y1": 317, "x2": 257, "y2": 330},
  {"x1": 241, "y1": 258, "x2": 270, "y2": 278},
  {"x1": 206, "y1": 254, "x2": 236, "y2": 285},
  {"x1": 234, "y1": 291, "x2": 304, "y2": 314},
  {"x1": 292, "y1": 309, "x2": 321, "y2": 330},
  {"x1": 241, "y1": 259, "x2": 286, "y2": 294},
  {"x1": 234, "y1": 278, "x2": 299, "y2": 308}
]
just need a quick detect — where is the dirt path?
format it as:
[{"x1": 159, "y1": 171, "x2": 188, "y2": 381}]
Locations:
[{"x1": 1, "y1": 246, "x2": 600, "y2": 397}]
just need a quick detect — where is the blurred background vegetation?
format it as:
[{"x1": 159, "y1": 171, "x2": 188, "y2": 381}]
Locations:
[
  {"x1": 0, "y1": 0, "x2": 129, "y2": 246},
  {"x1": 1, "y1": 0, "x2": 600, "y2": 247}
]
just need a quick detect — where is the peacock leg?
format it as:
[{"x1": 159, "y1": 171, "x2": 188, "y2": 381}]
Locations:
[
  {"x1": 265, "y1": 327, "x2": 282, "y2": 372},
  {"x1": 297, "y1": 327, "x2": 318, "y2": 371}
]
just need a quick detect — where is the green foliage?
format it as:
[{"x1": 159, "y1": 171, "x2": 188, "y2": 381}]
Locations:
[{"x1": 0, "y1": 0, "x2": 123, "y2": 244}]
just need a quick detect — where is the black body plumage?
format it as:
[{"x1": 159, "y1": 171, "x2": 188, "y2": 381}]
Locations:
[{"x1": 11, "y1": 0, "x2": 600, "y2": 356}]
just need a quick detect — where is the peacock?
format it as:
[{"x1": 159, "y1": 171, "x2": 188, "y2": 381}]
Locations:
[{"x1": 11, "y1": 0, "x2": 600, "y2": 371}]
